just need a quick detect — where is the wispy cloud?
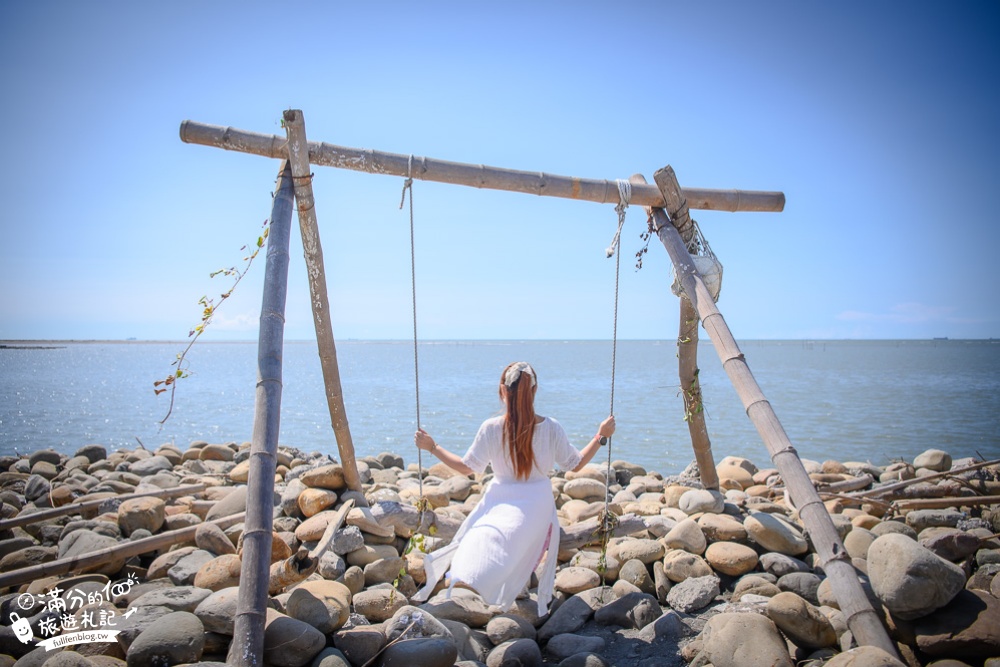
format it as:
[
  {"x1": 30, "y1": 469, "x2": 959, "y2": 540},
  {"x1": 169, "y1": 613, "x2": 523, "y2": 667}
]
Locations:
[{"x1": 836, "y1": 302, "x2": 957, "y2": 324}]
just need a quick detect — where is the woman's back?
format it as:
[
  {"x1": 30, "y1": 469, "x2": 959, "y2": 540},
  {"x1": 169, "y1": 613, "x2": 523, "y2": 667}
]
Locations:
[{"x1": 463, "y1": 415, "x2": 580, "y2": 482}]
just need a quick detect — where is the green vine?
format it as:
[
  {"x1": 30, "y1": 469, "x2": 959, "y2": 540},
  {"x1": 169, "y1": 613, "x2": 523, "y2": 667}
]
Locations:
[{"x1": 154, "y1": 219, "x2": 271, "y2": 424}]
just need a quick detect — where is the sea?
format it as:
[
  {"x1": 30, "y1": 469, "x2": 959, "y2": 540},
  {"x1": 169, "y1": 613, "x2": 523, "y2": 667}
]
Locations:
[{"x1": 1, "y1": 340, "x2": 998, "y2": 476}]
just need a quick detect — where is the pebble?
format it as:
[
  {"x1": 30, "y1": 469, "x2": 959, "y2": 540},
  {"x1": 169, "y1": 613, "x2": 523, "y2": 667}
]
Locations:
[{"x1": 0, "y1": 442, "x2": 994, "y2": 667}]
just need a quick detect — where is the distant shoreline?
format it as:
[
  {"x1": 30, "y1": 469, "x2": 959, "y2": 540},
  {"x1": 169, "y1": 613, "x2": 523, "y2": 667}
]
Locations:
[{"x1": 2, "y1": 338, "x2": 997, "y2": 346}]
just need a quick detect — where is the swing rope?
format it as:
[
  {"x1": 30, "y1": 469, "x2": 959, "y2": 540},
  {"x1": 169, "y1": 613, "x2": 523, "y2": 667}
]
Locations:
[
  {"x1": 399, "y1": 155, "x2": 425, "y2": 504},
  {"x1": 595, "y1": 179, "x2": 630, "y2": 585}
]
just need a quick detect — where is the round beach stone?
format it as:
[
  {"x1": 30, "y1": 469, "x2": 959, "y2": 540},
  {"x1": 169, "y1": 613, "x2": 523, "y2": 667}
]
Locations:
[
  {"x1": 130, "y1": 585, "x2": 212, "y2": 612},
  {"x1": 593, "y1": 591, "x2": 660, "y2": 630},
  {"x1": 194, "y1": 586, "x2": 240, "y2": 634},
  {"x1": 199, "y1": 443, "x2": 235, "y2": 461},
  {"x1": 662, "y1": 549, "x2": 713, "y2": 582},
  {"x1": 913, "y1": 449, "x2": 952, "y2": 472},
  {"x1": 705, "y1": 541, "x2": 758, "y2": 576},
  {"x1": 555, "y1": 566, "x2": 600, "y2": 595},
  {"x1": 117, "y1": 496, "x2": 165, "y2": 536},
  {"x1": 661, "y1": 518, "x2": 706, "y2": 555},
  {"x1": 679, "y1": 489, "x2": 725, "y2": 515},
  {"x1": 766, "y1": 591, "x2": 837, "y2": 649},
  {"x1": 263, "y1": 607, "x2": 326, "y2": 667},
  {"x1": 286, "y1": 579, "x2": 352, "y2": 633},
  {"x1": 716, "y1": 463, "x2": 755, "y2": 490},
  {"x1": 871, "y1": 520, "x2": 917, "y2": 540},
  {"x1": 346, "y1": 543, "x2": 399, "y2": 567},
  {"x1": 195, "y1": 521, "x2": 236, "y2": 556},
  {"x1": 125, "y1": 610, "x2": 204, "y2": 666},
  {"x1": 777, "y1": 572, "x2": 823, "y2": 606},
  {"x1": 824, "y1": 646, "x2": 907, "y2": 666},
  {"x1": 759, "y1": 552, "x2": 810, "y2": 578},
  {"x1": 193, "y1": 553, "x2": 242, "y2": 591},
  {"x1": 563, "y1": 478, "x2": 608, "y2": 502},
  {"x1": 204, "y1": 485, "x2": 248, "y2": 521},
  {"x1": 354, "y1": 587, "x2": 408, "y2": 622},
  {"x1": 919, "y1": 526, "x2": 981, "y2": 562},
  {"x1": 732, "y1": 574, "x2": 781, "y2": 602},
  {"x1": 868, "y1": 532, "x2": 966, "y2": 620},
  {"x1": 546, "y1": 633, "x2": 606, "y2": 660},
  {"x1": 486, "y1": 638, "x2": 543, "y2": 667},
  {"x1": 58, "y1": 530, "x2": 126, "y2": 576},
  {"x1": 843, "y1": 527, "x2": 876, "y2": 559},
  {"x1": 301, "y1": 463, "x2": 346, "y2": 489},
  {"x1": 364, "y1": 556, "x2": 406, "y2": 586},
  {"x1": 486, "y1": 614, "x2": 537, "y2": 644},
  {"x1": 697, "y1": 512, "x2": 747, "y2": 542},
  {"x1": 618, "y1": 558, "x2": 655, "y2": 595},
  {"x1": 744, "y1": 511, "x2": 808, "y2": 555},
  {"x1": 700, "y1": 612, "x2": 793, "y2": 667},
  {"x1": 379, "y1": 637, "x2": 458, "y2": 667},
  {"x1": 298, "y1": 487, "x2": 339, "y2": 517},
  {"x1": 609, "y1": 538, "x2": 665, "y2": 564},
  {"x1": 333, "y1": 625, "x2": 387, "y2": 666},
  {"x1": 905, "y1": 509, "x2": 963, "y2": 532}
]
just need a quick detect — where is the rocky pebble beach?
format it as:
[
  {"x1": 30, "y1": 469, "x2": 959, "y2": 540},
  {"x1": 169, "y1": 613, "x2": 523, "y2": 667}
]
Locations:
[{"x1": 0, "y1": 442, "x2": 998, "y2": 667}]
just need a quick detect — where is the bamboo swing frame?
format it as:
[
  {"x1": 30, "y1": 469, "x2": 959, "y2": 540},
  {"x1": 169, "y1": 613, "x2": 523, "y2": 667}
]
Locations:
[{"x1": 172, "y1": 111, "x2": 897, "y2": 664}]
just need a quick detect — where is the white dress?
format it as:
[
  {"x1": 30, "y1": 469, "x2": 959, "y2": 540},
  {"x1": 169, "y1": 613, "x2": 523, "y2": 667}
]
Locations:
[{"x1": 412, "y1": 415, "x2": 582, "y2": 615}]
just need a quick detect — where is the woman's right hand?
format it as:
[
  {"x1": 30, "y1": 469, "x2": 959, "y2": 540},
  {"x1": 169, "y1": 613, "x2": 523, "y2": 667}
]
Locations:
[
  {"x1": 598, "y1": 415, "x2": 616, "y2": 438},
  {"x1": 415, "y1": 428, "x2": 437, "y2": 452}
]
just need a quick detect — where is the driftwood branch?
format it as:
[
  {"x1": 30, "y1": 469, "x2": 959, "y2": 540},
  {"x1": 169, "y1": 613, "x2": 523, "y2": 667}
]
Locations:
[
  {"x1": 283, "y1": 110, "x2": 366, "y2": 502},
  {"x1": 637, "y1": 167, "x2": 899, "y2": 660},
  {"x1": 0, "y1": 512, "x2": 246, "y2": 590},
  {"x1": 891, "y1": 494, "x2": 1000, "y2": 512},
  {"x1": 848, "y1": 458, "x2": 1000, "y2": 499},
  {"x1": 179, "y1": 121, "x2": 785, "y2": 214},
  {"x1": 0, "y1": 483, "x2": 207, "y2": 531}
]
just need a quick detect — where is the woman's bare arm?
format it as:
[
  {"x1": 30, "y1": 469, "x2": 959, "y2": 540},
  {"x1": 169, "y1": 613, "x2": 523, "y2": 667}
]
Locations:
[
  {"x1": 415, "y1": 429, "x2": 474, "y2": 477},
  {"x1": 573, "y1": 415, "x2": 616, "y2": 472}
]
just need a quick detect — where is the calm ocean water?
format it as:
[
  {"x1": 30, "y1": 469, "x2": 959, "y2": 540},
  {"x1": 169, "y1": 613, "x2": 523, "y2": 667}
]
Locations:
[{"x1": 1, "y1": 340, "x2": 998, "y2": 476}]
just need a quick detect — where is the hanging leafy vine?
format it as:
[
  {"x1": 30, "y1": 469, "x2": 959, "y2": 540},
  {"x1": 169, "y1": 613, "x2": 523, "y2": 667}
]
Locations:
[{"x1": 154, "y1": 219, "x2": 271, "y2": 424}]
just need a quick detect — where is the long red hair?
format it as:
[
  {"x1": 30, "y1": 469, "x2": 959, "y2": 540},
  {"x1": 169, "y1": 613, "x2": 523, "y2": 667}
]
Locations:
[{"x1": 500, "y1": 362, "x2": 537, "y2": 480}]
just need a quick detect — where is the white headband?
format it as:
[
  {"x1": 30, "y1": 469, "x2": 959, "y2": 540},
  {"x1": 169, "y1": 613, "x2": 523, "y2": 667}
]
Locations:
[{"x1": 503, "y1": 362, "x2": 536, "y2": 389}]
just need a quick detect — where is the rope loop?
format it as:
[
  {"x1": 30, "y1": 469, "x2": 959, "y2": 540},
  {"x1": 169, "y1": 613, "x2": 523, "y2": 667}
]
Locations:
[
  {"x1": 605, "y1": 179, "x2": 631, "y2": 258},
  {"x1": 399, "y1": 155, "x2": 414, "y2": 210}
]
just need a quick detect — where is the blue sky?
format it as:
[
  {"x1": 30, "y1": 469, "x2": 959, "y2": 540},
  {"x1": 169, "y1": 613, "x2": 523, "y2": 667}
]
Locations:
[{"x1": 1, "y1": 1, "x2": 998, "y2": 341}]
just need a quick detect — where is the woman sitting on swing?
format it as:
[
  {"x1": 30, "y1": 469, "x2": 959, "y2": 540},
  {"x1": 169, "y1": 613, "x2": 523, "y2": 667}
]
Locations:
[{"x1": 412, "y1": 361, "x2": 615, "y2": 615}]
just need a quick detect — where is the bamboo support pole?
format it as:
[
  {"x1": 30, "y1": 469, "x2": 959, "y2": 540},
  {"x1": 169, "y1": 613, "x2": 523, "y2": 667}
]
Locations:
[
  {"x1": 636, "y1": 167, "x2": 899, "y2": 658},
  {"x1": 179, "y1": 121, "x2": 785, "y2": 214},
  {"x1": 0, "y1": 512, "x2": 246, "y2": 590},
  {"x1": 230, "y1": 161, "x2": 295, "y2": 667},
  {"x1": 282, "y1": 110, "x2": 366, "y2": 502},
  {"x1": 0, "y1": 483, "x2": 207, "y2": 531}
]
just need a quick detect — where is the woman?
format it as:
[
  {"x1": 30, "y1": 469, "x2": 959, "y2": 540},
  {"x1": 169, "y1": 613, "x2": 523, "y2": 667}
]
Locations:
[{"x1": 411, "y1": 361, "x2": 615, "y2": 615}]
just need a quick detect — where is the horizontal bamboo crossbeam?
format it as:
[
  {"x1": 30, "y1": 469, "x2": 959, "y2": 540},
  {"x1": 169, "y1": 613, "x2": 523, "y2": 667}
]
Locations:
[
  {"x1": 179, "y1": 121, "x2": 785, "y2": 213},
  {"x1": 0, "y1": 511, "x2": 246, "y2": 590},
  {"x1": 0, "y1": 483, "x2": 208, "y2": 531}
]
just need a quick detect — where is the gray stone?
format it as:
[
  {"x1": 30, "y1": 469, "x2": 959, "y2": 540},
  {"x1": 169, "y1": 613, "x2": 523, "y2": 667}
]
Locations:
[
  {"x1": 558, "y1": 653, "x2": 609, "y2": 667},
  {"x1": 660, "y1": 518, "x2": 707, "y2": 555},
  {"x1": 745, "y1": 511, "x2": 808, "y2": 556},
  {"x1": 195, "y1": 521, "x2": 236, "y2": 556},
  {"x1": 766, "y1": 591, "x2": 838, "y2": 649},
  {"x1": 545, "y1": 633, "x2": 606, "y2": 661},
  {"x1": 636, "y1": 609, "x2": 687, "y2": 643},
  {"x1": 129, "y1": 455, "x2": 174, "y2": 476},
  {"x1": 679, "y1": 489, "x2": 725, "y2": 515},
  {"x1": 168, "y1": 549, "x2": 215, "y2": 585},
  {"x1": 57, "y1": 529, "x2": 125, "y2": 576},
  {"x1": 194, "y1": 586, "x2": 240, "y2": 634},
  {"x1": 486, "y1": 638, "x2": 543, "y2": 667},
  {"x1": 919, "y1": 527, "x2": 981, "y2": 562},
  {"x1": 666, "y1": 575, "x2": 719, "y2": 613},
  {"x1": 913, "y1": 449, "x2": 952, "y2": 472},
  {"x1": 871, "y1": 520, "x2": 917, "y2": 540},
  {"x1": 617, "y1": 558, "x2": 655, "y2": 595},
  {"x1": 378, "y1": 637, "x2": 458, "y2": 667},
  {"x1": 776, "y1": 572, "x2": 823, "y2": 606},
  {"x1": 419, "y1": 589, "x2": 494, "y2": 628},
  {"x1": 486, "y1": 614, "x2": 536, "y2": 645},
  {"x1": 114, "y1": 604, "x2": 175, "y2": 652},
  {"x1": 263, "y1": 608, "x2": 327, "y2": 667},
  {"x1": 700, "y1": 612, "x2": 794, "y2": 667},
  {"x1": 333, "y1": 625, "x2": 387, "y2": 667},
  {"x1": 125, "y1": 610, "x2": 204, "y2": 666},
  {"x1": 593, "y1": 591, "x2": 660, "y2": 629},
  {"x1": 759, "y1": 552, "x2": 811, "y2": 578},
  {"x1": 205, "y1": 485, "x2": 248, "y2": 521},
  {"x1": 868, "y1": 533, "x2": 966, "y2": 620},
  {"x1": 537, "y1": 587, "x2": 618, "y2": 641},
  {"x1": 913, "y1": 589, "x2": 1000, "y2": 660},
  {"x1": 331, "y1": 525, "x2": 366, "y2": 556},
  {"x1": 130, "y1": 585, "x2": 212, "y2": 612},
  {"x1": 823, "y1": 646, "x2": 907, "y2": 666}
]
